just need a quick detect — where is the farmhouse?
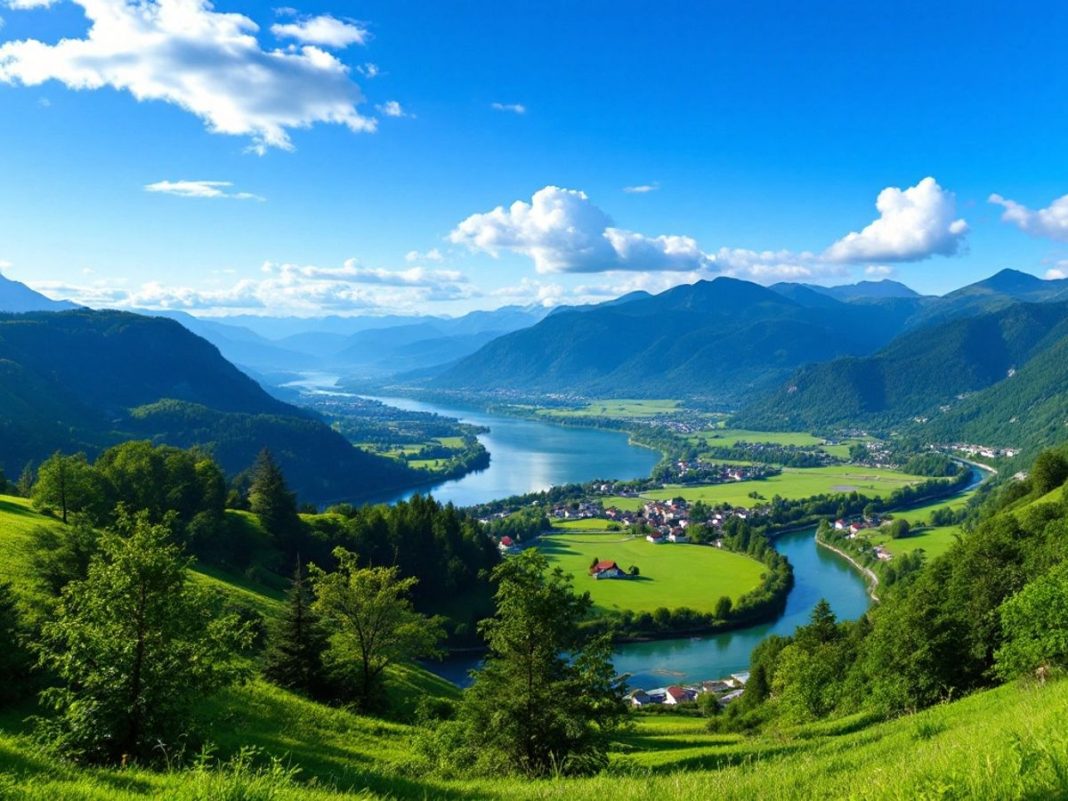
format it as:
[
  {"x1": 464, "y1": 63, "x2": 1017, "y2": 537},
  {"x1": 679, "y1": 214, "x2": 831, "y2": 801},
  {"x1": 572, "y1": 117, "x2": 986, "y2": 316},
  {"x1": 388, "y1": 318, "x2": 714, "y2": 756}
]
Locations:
[
  {"x1": 589, "y1": 560, "x2": 628, "y2": 580},
  {"x1": 664, "y1": 685, "x2": 697, "y2": 704},
  {"x1": 497, "y1": 535, "x2": 521, "y2": 554}
]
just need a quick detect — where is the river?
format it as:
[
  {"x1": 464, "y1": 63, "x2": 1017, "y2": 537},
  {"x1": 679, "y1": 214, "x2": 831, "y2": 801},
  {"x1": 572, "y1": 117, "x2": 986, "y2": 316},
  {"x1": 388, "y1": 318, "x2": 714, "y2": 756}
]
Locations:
[{"x1": 360, "y1": 395, "x2": 661, "y2": 507}]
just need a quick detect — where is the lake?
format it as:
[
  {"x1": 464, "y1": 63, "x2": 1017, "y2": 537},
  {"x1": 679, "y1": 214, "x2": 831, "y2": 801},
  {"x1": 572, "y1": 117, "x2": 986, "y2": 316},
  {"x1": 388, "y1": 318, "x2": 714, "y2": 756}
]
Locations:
[{"x1": 361, "y1": 395, "x2": 661, "y2": 507}]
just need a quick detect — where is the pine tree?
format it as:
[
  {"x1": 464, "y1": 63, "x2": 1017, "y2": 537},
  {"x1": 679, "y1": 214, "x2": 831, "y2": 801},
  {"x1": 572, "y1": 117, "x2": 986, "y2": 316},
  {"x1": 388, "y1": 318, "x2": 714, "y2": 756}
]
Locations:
[
  {"x1": 264, "y1": 558, "x2": 327, "y2": 698},
  {"x1": 248, "y1": 449, "x2": 303, "y2": 554}
]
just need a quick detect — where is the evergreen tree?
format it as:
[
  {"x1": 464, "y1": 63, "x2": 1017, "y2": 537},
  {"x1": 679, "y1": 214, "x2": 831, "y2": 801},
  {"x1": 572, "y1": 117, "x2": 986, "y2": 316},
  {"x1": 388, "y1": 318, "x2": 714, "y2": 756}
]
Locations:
[
  {"x1": 248, "y1": 449, "x2": 303, "y2": 554},
  {"x1": 0, "y1": 581, "x2": 33, "y2": 706},
  {"x1": 35, "y1": 510, "x2": 251, "y2": 765},
  {"x1": 264, "y1": 558, "x2": 327, "y2": 698},
  {"x1": 454, "y1": 550, "x2": 627, "y2": 777}
]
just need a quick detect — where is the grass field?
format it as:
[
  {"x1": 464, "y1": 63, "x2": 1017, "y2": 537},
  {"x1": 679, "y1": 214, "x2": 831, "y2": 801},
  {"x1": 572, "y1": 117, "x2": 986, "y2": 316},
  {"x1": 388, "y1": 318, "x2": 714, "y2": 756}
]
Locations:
[
  {"x1": 540, "y1": 399, "x2": 683, "y2": 419},
  {"x1": 689, "y1": 428, "x2": 825, "y2": 448},
  {"x1": 537, "y1": 532, "x2": 765, "y2": 614},
  {"x1": 552, "y1": 517, "x2": 622, "y2": 531},
  {"x1": 603, "y1": 496, "x2": 645, "y2": 511},
  {"x1": 643, "y1": 466, "x2": 921, "y2": 507}
]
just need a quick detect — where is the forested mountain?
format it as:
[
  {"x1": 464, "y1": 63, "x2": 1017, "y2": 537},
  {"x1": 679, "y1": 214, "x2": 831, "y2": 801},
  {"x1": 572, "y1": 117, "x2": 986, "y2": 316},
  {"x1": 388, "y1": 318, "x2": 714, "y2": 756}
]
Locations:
[
  {"x1": 429, "y1": 278, "x2": 925, "y2": 400},
  {"x1": 918, "y1": 331, "x2": 1068, "y2": 458},
  {"x1": 0, "y1": 272, "x2": 79, "y2": 312},
  {"x1": 902, "y1": 268, "x2": 1068, "y2": 331},
  {"x1": 736, "y1": 301, "x2": 1068, "y2": 431},
  {"x1": 0, "y1": 310, "x2": 415, "y2": 502}
]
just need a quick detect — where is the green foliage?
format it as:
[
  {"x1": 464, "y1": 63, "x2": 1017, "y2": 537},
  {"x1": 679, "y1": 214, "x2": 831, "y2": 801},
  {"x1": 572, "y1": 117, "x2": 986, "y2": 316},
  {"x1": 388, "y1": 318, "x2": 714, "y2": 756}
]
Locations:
[
  {"x1": 35, "y1": 510, "x2": 252, "y2": 765},
  {"x1": 310, "y1": 550, "x2": 444, "y2": 710},
  {"x1": 263, "y1": 560, "x2": 327, "y2": 699},
  {"x1": 0, "y1": 581, "x2": 33, "y2": 706},
  {"x1": 31, "y1": 452, "x2": 104, "y2": 524},
  {"x1": 25, "y1": 517, "x2": 100, "y2": 599},
  {"x1": 995, "y1": 561, "x2": 1068, "y2": 680},
  {"x1": 442, "y1": 550, "x2": 627, "y2": 777},
  {"x1": 248, "y1": 449, "x2": 303, "y2": 556},
  {"x1": 888, "y1": 518, "x2": 911, "y2": 539},
  {"x1": 1030, "y1": 450, "x2": 1068, "y2": 496}
]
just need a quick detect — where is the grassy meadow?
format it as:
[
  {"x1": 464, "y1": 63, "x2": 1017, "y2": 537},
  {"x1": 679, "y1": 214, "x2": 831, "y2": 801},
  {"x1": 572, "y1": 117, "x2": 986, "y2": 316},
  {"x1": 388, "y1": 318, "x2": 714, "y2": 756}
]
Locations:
[
  {"x1": 539, "y1": 399, "x2": 683, "y2": 419},
  {"x1": 537, "y1": 532, "x2": 766, "y2": 614},
  {"x1": 643, "y1": 466, "x2": 921, "y2": 507}
]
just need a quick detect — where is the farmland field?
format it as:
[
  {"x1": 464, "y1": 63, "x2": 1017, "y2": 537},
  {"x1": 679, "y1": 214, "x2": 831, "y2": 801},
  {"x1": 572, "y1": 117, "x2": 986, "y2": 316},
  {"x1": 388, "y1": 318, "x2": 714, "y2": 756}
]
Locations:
[
  {"x1": 688, "y1": 428, "x2": 824, "y2": 448},
  {"x1": 642, "y1": 465, "x2": 922, "y2": 506},
  {"x1": 537, "y1": 532, "x2": 765, "y2": 614},
  {"x1": 552, "y1": 517, "x2": 622, "y2": 531},
  {"x1": 540, "y1": 399, "x2": 683, "y2": 419}
]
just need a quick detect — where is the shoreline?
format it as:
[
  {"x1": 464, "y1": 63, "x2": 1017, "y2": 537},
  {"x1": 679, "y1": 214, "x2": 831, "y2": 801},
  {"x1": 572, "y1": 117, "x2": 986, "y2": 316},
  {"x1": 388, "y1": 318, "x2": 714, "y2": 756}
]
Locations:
[{"x1": 815, "y1": 534, "x2": 881, "y2": 602}]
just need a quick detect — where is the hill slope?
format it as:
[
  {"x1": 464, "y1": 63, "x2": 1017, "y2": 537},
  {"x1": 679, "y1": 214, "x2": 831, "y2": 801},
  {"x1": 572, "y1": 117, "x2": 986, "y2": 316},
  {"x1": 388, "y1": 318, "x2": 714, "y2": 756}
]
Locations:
[
  {"x1": 0, "y1": 272, "x2": 79, "y2": 313},
  {"x1": 736, "y1": 301, "x2": 1068, "y2": 431},
  {"x1": 0, "y1": 310, "x2": 415, "y2": 502},
  {"x1": 431, "y1": 278, "x2": 921, "y2": 401}
]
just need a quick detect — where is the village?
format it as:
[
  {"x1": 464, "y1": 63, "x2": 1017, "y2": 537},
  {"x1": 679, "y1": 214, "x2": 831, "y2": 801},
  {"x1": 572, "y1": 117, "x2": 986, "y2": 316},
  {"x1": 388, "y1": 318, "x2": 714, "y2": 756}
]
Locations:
[{"x1": 628, "y1": 670, "x2": 751, "y2": 709}]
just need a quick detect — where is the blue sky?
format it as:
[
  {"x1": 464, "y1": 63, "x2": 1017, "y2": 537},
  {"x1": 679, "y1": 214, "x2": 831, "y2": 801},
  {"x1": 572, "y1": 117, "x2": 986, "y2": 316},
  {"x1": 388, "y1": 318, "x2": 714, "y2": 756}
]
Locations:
[{"x1": 1, "y1": 0, "x2": 1067, "y2": 317}]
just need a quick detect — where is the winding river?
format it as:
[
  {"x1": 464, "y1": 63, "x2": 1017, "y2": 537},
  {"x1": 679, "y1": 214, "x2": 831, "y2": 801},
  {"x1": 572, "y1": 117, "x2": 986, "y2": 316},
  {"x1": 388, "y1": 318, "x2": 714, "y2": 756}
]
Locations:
[{"x1": 334, "y1": 392, "x2": 877, "y2": 689}]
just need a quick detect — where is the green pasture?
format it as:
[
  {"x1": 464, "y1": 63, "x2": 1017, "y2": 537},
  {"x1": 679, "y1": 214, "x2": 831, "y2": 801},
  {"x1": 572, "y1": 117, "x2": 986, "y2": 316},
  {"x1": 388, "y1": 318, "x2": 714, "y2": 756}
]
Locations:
[{"x1": 537, "y1": 532, "x2": 765, "y2": 614}]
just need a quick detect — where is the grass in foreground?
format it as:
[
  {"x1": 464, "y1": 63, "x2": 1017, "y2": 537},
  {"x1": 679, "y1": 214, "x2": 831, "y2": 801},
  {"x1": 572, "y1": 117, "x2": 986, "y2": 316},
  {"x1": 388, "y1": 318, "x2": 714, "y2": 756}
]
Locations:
[{"x1": 537, "y1": 532, "x2": 765, "y2": 614}]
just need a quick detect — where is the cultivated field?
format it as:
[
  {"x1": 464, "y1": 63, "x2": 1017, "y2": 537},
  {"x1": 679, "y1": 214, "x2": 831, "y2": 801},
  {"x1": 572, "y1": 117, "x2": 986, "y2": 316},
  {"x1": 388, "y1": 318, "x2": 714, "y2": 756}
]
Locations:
[
  {"x1": 540, "y1": 399, "x2": 683, "y2": 419},
  {"x1": 642, "y1": 466, "x2": 921, "y2": 507},
  {"x1": 538, "y1": 532, "x2": 765, "y2": 614}
]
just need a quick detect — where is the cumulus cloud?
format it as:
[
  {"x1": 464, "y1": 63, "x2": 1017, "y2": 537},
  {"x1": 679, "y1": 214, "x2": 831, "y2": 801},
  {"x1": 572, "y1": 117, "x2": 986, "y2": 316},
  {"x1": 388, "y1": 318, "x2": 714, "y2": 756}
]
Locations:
[
  {"x1": 31, "y1": 259, "x2": 472, "y2": 315},
  {"x1": 271, "y1": 14, "x2": 368, "y2": 48},
  {"x1": 356, "y1": 62, "x2": 379, "y2": 78},
  {"x1": 989, "y1": 193, "x2": 1068, "y2": 243},
  {"x1": 490, "y1": 101, "x2": 525, "y2": 114},
  {"x1": 623, "y1": 183, "x2": 658, "y2": 194},
  {"x1": 449, "y1": 186, "x2": 714, "y2": 274},
  {"x1": 144, "y1": 179, "x2": 264, "y2": 201},
  {"x1": 824, "y1": 177, "x2": 968, "y2": 262},
  {"x1": 376, "y1": 100, "x2": 411, "y2": 118},
  {"x1": 0, "y1": 0, "x2": 376, "y2": 153}
]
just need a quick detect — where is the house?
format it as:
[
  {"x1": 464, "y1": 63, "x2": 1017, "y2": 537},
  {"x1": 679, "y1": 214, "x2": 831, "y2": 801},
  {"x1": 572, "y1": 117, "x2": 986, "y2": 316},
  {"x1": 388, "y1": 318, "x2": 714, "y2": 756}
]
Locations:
[
  {"x1": 497, "y1": 536, "x2": 520, "y2": 554},
  {"x1": 646, "y1": 531, "x2": 665, "y2": 544},
  {"x1": 664, "y1": 685, "x2": 697, "y2": 704},
  {"x1": 730, "y1": 671, "x2": 751, "y2": 686},
  {"x1": 589, "y1": 560, "x2": 628, "y2": 580},
  {"x1": 834, "y1": 519, "x2": 848, "y2": 531},
  {"x1": 849, "y1": 522, "x2": 866, "y2": 537},
  {"x1": 667, "y1": 530, "x2": 689, "y2": 543},
  {"x1": 629, "y1": 690, "x2": 653, "y2": 707},
  {"x1": 643, "y1": 688, "x2": 670, "y2": 705},
  {"x1": 701, "y1": 680, "x2": 732, "y2": 694},
  {"x1": 719, "y1": 688, "x2": 745, "y2": 705}
]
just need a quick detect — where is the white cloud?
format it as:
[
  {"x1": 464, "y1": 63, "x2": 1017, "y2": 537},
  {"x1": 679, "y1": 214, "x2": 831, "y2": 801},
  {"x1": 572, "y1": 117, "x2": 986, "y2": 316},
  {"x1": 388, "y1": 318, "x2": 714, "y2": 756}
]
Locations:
[
  {"x1": 271, "y1": 14, "x2": 368, "y2": 49},
  {"x1": 144, "y1": 179, "x2": 264, "y2": 201},
  {"x1": 1047, "y1": 267, "x2": 1067, "y2": 280},
  {"x1": 449, "y1": 186, "x2": 714, "y2": 274},
  {"x1": 490, "y1": 102, "x2": 526, "y2": 115},
  {"x1": 825, "y1": 177, "x2": 968, "y2": 262},
  {"x1": 0, "y1": 0, "x2": 376, "y2": 154},
  {"x1": 5, "y1": 0, "x2": 59, "y2": 8},
  {"x1": 376, "y1": 100, "x2": 411, "y2": 118},
  {"x1": 405, "y1": 248, "x2": 443, "y2": 263},
  {"x1": 356, "y1": 62, "x2": 379, "y2": 78},
  {"x1": 30, "y1": 259, "x2": 473, "y2": 315},
  {"x1": 989, "y1": 193, "x2": 1068, "y2": 243},
  {"x1": 0, "y1": 259, "x2": 11, "y2": 271},
  {"x1": 623, "y1": 183, "x2": 658, "y2": 194},
  {"x1": 865, "y1": 265, "x2": 895, "y2": 277}
]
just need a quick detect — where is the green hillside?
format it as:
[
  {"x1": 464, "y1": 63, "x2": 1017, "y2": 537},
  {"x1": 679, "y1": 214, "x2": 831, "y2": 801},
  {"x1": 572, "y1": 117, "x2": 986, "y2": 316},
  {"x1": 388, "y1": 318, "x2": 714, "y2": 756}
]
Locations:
[
  {"x1": 0, "y1": 310, "x2": 417, "y2": 504},
  {"x1": 736, "y1": 300, "x2": 1068, "y2": 431}
]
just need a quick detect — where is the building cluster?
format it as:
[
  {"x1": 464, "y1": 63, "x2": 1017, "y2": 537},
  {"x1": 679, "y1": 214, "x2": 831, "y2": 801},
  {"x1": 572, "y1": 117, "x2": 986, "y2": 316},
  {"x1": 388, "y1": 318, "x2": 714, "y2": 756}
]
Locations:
[
  {"x1": 945, "y1": 443, "x2": 1020, "y2": 460},
  {"x1": 661, "y1": 459, "x2": 775, "y2": 485},
  {"x1": 832, "y1": 517, "x2": 893, "y2": 561},
  {"x1": 604, "y1": 499, "x2": 762, "y2": 545},
  {"x1": 629, "y1": 671, "x2": 750, "y2": 708}
]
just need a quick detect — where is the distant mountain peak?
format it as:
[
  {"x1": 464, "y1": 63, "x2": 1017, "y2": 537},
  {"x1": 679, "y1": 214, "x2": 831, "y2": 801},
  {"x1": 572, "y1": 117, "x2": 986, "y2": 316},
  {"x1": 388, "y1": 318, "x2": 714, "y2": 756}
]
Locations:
[{"x1": 0, "y1": 272, "x2": 80, "y2": 313}]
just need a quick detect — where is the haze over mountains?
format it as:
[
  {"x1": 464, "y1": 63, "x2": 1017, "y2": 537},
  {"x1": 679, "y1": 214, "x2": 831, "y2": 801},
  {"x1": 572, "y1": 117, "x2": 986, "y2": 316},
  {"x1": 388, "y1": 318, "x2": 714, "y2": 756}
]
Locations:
[{"x1": 6, "y1": 266, "x2": 1068, "y2": 488}]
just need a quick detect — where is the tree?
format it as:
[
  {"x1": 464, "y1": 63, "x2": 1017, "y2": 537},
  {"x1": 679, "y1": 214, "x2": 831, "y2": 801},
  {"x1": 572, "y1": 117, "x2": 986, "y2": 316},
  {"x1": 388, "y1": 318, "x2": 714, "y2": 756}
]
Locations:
[
  {"x1": 248, "y1": 449, "x2": 303, "y2": 554},
  {"x1": 0, "y1": 582, "x2": 33, "y2": 706},
  {"x1": 264, "y1": 558, "x2": 328, "y2": 698},
  {"x1": 714, "y1": 595, "x2": 733, "y2": 620},
  {"x1": 453, "y1": 550, "x2": 627, "y2": 777},
  {"x1": 26, "y1": 518, "x2": 100, "y2": 597},
  {"x1": 994, "y1": 561, "x2": 1068, "y2": 680},
  {"x1": 310, "y1": 549, "x2": 444, "y2": 709},
  {"x1": 888, "y1": 519, "x2": 911, "y2": 540},
  {"x1": 16, "y1": 463, "x2": 35, "y2": 498},
  {"x1": 1031, "y1": 450, "x2": 1068, "y2": 496},
  {"x1": 35, "y1": 510, "x2": 250, "y2": 764},
  {"x1": 32, "y1": 452, "x2": 101, "y2": 524}
]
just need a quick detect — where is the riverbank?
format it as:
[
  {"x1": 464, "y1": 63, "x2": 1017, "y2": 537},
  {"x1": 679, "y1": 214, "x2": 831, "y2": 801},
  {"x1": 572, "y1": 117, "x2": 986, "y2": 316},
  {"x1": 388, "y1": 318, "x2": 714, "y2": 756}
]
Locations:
[{"x1": 815, "y1": 534, "x2": 880, "y2": 601}]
